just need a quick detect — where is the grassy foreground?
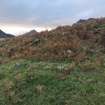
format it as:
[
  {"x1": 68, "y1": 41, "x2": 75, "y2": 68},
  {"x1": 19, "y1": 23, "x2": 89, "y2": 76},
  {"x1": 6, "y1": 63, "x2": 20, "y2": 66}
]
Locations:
[{"x1": 0, "y1": 59, "x2": 105, "y2": 105}]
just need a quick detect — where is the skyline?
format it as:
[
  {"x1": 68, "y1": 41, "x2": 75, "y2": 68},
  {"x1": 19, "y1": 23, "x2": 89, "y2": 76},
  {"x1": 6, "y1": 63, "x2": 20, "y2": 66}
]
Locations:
[{"x1": 0, "y1": 0, "x2": 105, "y2": 35}]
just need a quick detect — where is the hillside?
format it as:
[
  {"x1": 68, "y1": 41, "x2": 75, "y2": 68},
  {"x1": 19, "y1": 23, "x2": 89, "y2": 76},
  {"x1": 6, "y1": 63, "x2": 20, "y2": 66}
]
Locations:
[
  {"x1": 1, "y1": 17, "x2": 105, "y2": 105},
  {"x1": 21, "y1": 30, "x2": 38, "y2": 37},
  {"x1": 0, "y1": 17, "x2": 105, "y2": 61},
  {"x1": 0, "y1": 29, "x2": 14, "y2": 38}
]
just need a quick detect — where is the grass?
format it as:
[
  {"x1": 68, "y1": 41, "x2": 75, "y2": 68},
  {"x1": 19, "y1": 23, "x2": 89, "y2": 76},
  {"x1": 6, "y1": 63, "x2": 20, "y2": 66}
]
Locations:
[
  {"x1": 0, "y1": 59, "x2": 105, "y2": 105},
  {"x1": 95, "y1": 24, "x2": 105, "y2": 29}
]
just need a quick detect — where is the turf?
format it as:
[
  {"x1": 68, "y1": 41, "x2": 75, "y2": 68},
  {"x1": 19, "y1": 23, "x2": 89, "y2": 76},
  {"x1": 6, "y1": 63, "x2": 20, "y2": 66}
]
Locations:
[{"x1": 0, "y1": 59, "x2": 105, "y2": 105}]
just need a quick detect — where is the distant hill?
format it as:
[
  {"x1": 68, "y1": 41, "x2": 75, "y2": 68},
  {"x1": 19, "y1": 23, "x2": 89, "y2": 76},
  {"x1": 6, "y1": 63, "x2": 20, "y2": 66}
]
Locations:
[
  {"x1": 0, "y1": 29, "x2": 14, "y2": 38},
  {"x1": 21, "y1": 30, "x2": 38, "y2": 37}
]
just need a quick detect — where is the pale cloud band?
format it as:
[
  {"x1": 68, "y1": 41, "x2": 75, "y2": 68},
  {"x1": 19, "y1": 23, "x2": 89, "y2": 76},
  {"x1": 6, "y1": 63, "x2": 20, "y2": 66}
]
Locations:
[{"x1": 0, "y1": 0, "x2": 105, "y2": 34}]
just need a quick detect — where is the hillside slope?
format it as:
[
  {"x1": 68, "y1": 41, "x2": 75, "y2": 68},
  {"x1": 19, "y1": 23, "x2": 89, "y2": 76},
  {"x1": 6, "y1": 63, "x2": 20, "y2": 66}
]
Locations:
[
  {"x1": 0, "y1": 18, "x2": 105, "y2": 62},
  {"x1": 1, "y1": 18, "x2": 105, "y2": 105},
  {"x1": 0, "y1": 29, "x2": 14, "y2": 38}
]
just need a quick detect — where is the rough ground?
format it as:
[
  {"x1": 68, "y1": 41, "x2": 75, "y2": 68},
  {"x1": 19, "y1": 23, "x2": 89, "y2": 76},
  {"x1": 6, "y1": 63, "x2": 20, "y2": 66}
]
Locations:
[
  {"x1": 0, "y1": 57, "x2": 105, "y2": 105},
  {"x1": 0, "y1": 18, "x2": 105, "y2": 105}
]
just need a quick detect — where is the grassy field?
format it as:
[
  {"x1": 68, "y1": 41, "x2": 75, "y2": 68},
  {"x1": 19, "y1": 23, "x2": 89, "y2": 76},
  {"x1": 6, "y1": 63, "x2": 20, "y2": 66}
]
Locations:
[{"x1": 0, "y1": 59, "x2": 105, "y2": 105}]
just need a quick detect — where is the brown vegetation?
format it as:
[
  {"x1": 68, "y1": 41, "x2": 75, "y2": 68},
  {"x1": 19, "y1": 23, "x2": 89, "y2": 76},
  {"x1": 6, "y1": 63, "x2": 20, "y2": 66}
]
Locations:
[{"x1": 0, "y1": 17, "x2": 105, "y2": 61}]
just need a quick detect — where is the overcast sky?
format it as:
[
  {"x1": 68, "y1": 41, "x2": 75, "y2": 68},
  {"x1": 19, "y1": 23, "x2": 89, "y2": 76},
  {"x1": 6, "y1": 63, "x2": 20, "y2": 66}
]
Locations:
[{"x1": 0, "y1": 0, "x2": 105, "y2": 35}]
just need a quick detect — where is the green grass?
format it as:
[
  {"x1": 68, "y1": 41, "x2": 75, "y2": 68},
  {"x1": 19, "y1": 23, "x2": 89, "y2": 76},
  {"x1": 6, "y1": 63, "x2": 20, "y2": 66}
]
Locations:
[
  {"x1": 95, "y1": 24, "x2": 105, "y2": 29},
  {"x1": 0, "y1": 59, "x2": 105, "y2": 105}
]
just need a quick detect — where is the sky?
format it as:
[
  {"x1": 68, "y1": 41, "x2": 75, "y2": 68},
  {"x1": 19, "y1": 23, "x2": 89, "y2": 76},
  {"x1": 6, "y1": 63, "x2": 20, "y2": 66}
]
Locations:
[{"x1": 0, "y1": 0, "x2": 105, "y2": 35}]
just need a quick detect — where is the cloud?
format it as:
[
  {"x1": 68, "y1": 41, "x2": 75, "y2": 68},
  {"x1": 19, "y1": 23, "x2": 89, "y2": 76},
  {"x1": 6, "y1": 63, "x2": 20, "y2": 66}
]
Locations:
[{"x1": 0, "y1": 0, "x2": 105, "y2": 34}]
